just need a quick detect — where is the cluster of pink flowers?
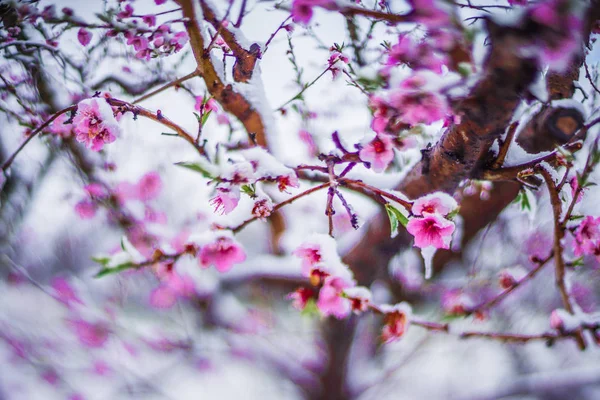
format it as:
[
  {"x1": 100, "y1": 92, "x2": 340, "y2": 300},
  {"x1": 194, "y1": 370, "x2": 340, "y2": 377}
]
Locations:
[
  {"x1": 407, "y1": 192, "x2": 457, "y2": 250},
  {"x1": 72, "y1": 98, "x2": 120, "y2": 151},
  {"x1": 74, "y1": 171, "x2": 165, "y2": 224},
  {"x1": 290, "y1": 0, "x2": 336, "y2": 25},
  {"x1": 384, "y1": 34, "x2": 450, "y2": 74},
  {"x1": 526, "y1": 0, "x2": 583, "y2": 72},
  {"x1": 370, "y1": 72, "x2": 450, "y2": 134},
  {"x1": 408, "y1": 0, "x2": 451, "y2": 29},
  {"x1": 289, "y1": 234, "x2": 413, "y2": 343},
  {"x1": 122, "y1": 25, "x2": 188, "y2": 60},
  {"x1": 209, "y1": 148, "x2": 299, "y2": 215},
  {"x1": 573, "y1": 216, "x2": 600, "y2": 260}
]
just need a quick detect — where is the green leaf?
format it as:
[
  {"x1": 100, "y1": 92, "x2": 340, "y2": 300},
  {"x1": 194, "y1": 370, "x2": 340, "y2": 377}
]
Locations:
[
  {"x1": 300, "y1": 298, "x2": 319, "y2": 317},
  {"x1": 241, "y1": 184, "x2": 256, "y2": 198},
  {"x1": 569, "y1": 214, "x2": 585, "y2": 221},
  {"x1": 200, "y1": 110, "x2": 212, "y2": 127},
  {"x1": 193, "y1": 112, "x2": 202, "y2": 123},
  {"x1": 385, "y1": 203, "x2": 408, "y2": 238},
  {"x1": 91, "y1": 256, "x2": 110, "y2": 266},
  {"x1": 94, "y1": 262, "x2": 134, "y2": 278},
  {"x1": 570, "y1": 256, "x2": 585, "y2": 268},
  {"x1": 175, "y1": 162, "x2": 214, "y2": 179}
]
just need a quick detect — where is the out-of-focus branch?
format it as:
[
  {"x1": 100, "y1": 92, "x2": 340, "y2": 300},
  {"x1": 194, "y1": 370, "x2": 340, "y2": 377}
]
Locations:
[
  {"x1": 177, "y1": 0, "x2": 268, "y2": 147},
  {"x1": 461, "y1": 365, "x2": 600, "y2": 400}
]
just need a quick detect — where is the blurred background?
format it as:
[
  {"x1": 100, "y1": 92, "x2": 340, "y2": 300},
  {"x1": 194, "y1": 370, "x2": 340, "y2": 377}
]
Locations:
[{"x1": 1, "y1": 0, "x2": 600, "y2": 399}]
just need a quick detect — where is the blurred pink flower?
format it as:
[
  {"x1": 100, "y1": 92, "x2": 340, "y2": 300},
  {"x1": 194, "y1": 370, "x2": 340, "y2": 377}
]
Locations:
[
  {"x1": 293, "y1": 242, "x2": 322, "y2": 276},
  {"x1": 77, "y1": 28, "x2": 91, "y2": 46},
  {"x1": 380, "y1": 303, "x2": 412, "y2": 343},
  {"x1": 291, "y1": 0, "x2": 334, "y2": 24},
  {"x1": 287, "y1": 287, "x2": 315, "y2": 311},
  {"x1": 136, "y1": 171, "x2": 162, "y2": 201},
  {"x1": 68, "y1": 319, "x2": 110, "y2": 348},
  {"x1": 574, "y1": 216, "x2": 600, "y2": 257},
  {"x1": 51, "y1": 277, "x2": 83, "y2": 307},
  {"x1": 74, "y1": 199, "x2": 97, "y2": 219},
  {"x1": 316, "y1": 277, "x2": 352, "y2": 318},
  {"x1": 199, "y1": 236, "x2": 246, "y2": 273}
]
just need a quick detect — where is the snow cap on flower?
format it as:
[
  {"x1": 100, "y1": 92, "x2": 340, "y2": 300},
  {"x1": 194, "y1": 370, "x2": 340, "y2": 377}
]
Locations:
[
  {"x1": 198, "y1": 232, "x2": 246, "y2": 273},
  {"x1": 359, "y1": 133, "x2": 395, "y2": 173},
  {"x1": 380, "y1": 302, "x2": 412, "y2": 343},
  {"x1": 343, "y1": 286, "x2": 372, "y2": 314},
  {"x1": 412, "y1": 192, "x2": 457, "y2": 216},
  {"x1": 73, "y1": 98, "x2": 120, "y2": 151},
  {"x1": 293, "y1": 233, "x2": 354, "y2": 283}
]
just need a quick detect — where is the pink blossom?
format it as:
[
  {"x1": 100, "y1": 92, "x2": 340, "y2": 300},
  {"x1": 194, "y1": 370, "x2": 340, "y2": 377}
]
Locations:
[
  {"x1": 316, "y1": 276, "x2": 352, "y2": 318},
  {"x1": 508, "y1": 0, "x2": 527, "y2": 5},
  {"x1": 359, "y1": 133, "x2": 395, "y2": 172},
  {"x1": 570, "y1": 176, "x2": 584, "y2": 204},
  {"x1": 407, "y1": 214, "x2": 455, "y2": 249},
  {"x1": 328, "y1": 49, "x2": 349, "y2": 79},
  {"x1": 287, "y1": 287, "x2": 315, "y2": 311},
  {"x1": 77, "y1": 28, "x2": 91, "y2": 46},
  {"x1": 199, "y1": 236, "x2": 246, "y2": 273},
  {"x1": 117, "y1": 4, "x2": 134, "y2": 19},
  {"x1": 550, "y1": 309, "x2": 564, "y2": 330},
  {"x1": 73, "y1": 98, "x2": 119, "y2": 151},
  {"x1": 127, "y1": 35, "x2": 149, "y2": 52},
  {"x1": 149, "y1": 285, "x2": 177, "y2": 308},
  {"x1": 74, "y1": 199, "x2": 97, "y2": 219},
  {"x1": 195, "y1": 96, "x2": 218, "y2": 113},
  {"x1": 531, "y1": 1, "x2": 560, "y2": 26},
  {"x1": 277, "y1": 173, "x2": 300, "y2": 192},
  {"x1": 92, "y1": 360, "x2": 112, "y2": 376},
  {"x1": 498, "y1": 267, "x2": 527, "y2": 289},
  {"x1": 441, "y1": 290, "x2": 473, "y2": 316},
  {"x1": 48, "y1": 114, "x2": 73, "y2": 138},
  {"x1": 210, "y1": 186, "x2": 240, "y2": 215},
  {"x1": 380, "y1": 303, "x2": 412, "y2": 343},
  {"x1": 142, "y1": 15, "x2": 157, "y2": 27},
  {"x1": 390, "y1": 81, "x2": 449, "y2": 126},
  {"x1": 155, "y1": 0, "x2": 167, "y2": 4},
  {"x1": 574, "y1": 216, "x2": 600, "y2": 256},
  {"x1": 385, "y1": 35, "x2": 447, "y2": 73},
  {"x1": 252, "y1": 198, "x2": 273, "y2": 219},
  {"x1": 291, "y1": 0, "x2": 335, "y2": 25},
  {"x1": 343, "y1": 286, "x2": 372, "y2": 314},
  {"x1": 68, "y1": 319, "x2": 110, "y2": 348},
  {"x1": 136, "y1": 171, "x2": 162, "y2": 201},
  {"x1": 412, "y1": 192, "x2": 457, "y2": 216},
  {"x1": 409, "y1": 0, "x2": 450, "y2": 29},
  {"x1": 51, "y1": 277, "x2": 83, "y2": 307},
  {"x1": 293, "y1": 242, "x2": 323, "y2": 276},
  {"x1": 84, "y1": 183, "x2": 108, "y2": 198},
  {"x1": 299, "y1": 129, "x2": 318, "y2": 155}
]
